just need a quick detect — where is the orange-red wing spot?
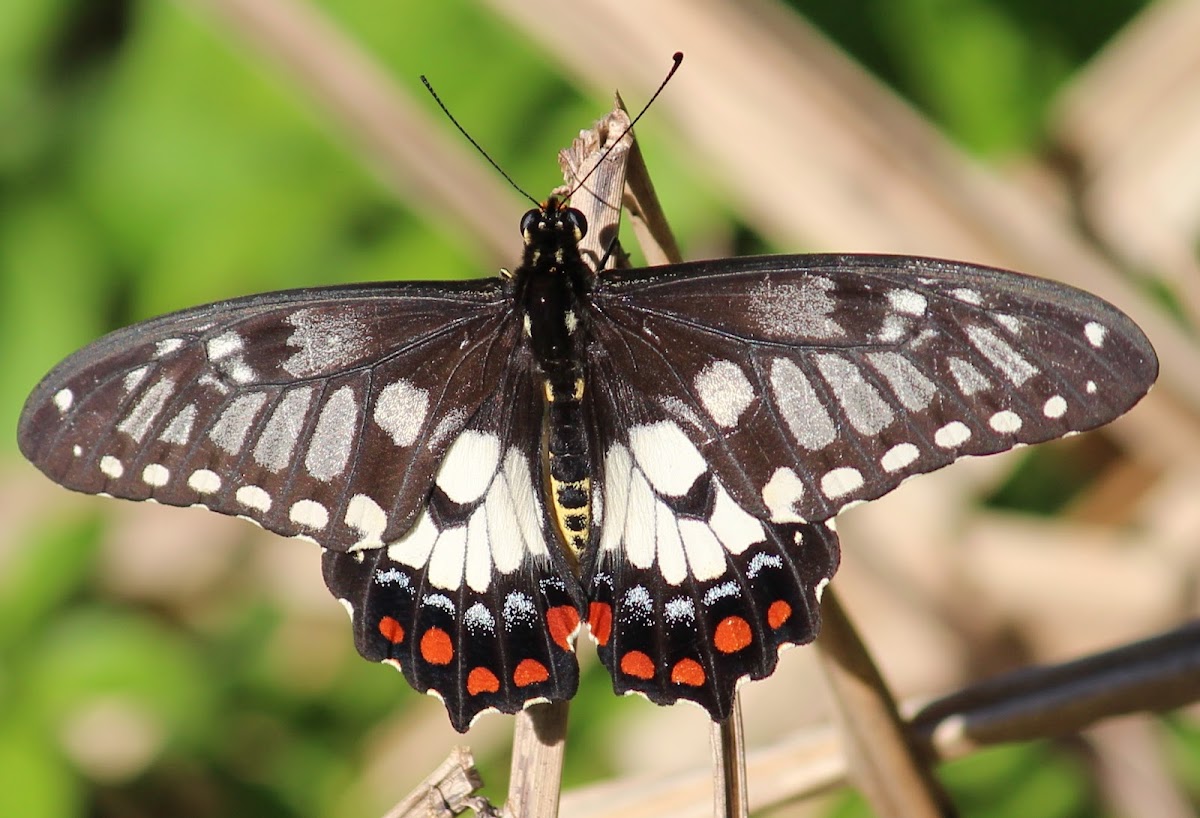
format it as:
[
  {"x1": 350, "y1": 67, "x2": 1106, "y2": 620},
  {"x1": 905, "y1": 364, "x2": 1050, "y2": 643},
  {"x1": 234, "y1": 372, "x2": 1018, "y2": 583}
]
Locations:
[
  {"x1": 587, "y1": 601, "x2": 612, "y2": 646},
  {"x1": 670, "y1": 658, "x2": 706, "y2": 687},
  {"x1": 767, "y1": 600, "x2": 793, "y2": 630},
  {"x1": 513, "y1": 658, "x2": 550, "y2": 687},
  {"x1": 713, "y1": 616, "x2": 752, "y2": 654},
  {"x1": 378, "y1": 616, "x2": 405, "y2": 644},
  {"x1": 619, "y1": 650, "x2": 655, "y2": 680},
  {"x1": 546, "y1": 605, "x2": 581, "y2": 651},
  {"x1": 467, "y1": 667, "x2": 501, "y2": 696},
  {"x1": 419, "y1": 627, "x2": 453, "y2": 665}
]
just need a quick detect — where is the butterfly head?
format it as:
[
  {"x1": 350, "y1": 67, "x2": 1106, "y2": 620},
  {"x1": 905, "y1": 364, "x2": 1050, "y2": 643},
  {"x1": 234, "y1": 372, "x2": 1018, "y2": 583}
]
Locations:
[{"x1": 520, "y1": 197, "x2": 588, "y2": 249}]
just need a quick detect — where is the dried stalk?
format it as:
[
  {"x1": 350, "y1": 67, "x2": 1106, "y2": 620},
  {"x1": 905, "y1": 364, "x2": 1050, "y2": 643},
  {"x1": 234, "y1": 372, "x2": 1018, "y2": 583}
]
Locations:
[{"x1": 815, "y1": 587, "x2": 957, "y2": 817}]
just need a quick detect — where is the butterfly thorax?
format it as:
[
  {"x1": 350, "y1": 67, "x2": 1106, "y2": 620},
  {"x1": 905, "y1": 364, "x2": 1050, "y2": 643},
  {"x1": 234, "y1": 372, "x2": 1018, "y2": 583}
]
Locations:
[{"x1": 513, "y1": 200, "x2": 593, "y2": 563}]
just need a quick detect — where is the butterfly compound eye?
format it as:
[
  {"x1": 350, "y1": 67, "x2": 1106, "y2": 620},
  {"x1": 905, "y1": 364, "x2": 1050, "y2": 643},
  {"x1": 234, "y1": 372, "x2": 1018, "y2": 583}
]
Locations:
[
  {"x1": 563, "y1": 208, "x2": 587, "y2": 239},
  {"x1": 519, "y1": 209, "x2": 541, "y2": 236}
]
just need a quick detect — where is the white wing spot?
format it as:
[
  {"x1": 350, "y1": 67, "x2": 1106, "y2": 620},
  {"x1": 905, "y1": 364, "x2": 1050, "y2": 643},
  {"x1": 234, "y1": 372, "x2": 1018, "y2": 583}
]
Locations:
[
  {"x1": 154, "y1": 338, "x2": 184, "y2": 357},
  {"x1": 820, "y1": 467, "x2": 863, "y2": 499},
  {"x1": 867, "y1": 352, "x2": 936, "y2": 411},
  {"x1": 1085, "y1": 381, "x2": 1097, "y2": 395},
  {"x1": 206, "y1": 332, "x2": 243, "y2": 360},
  {"x1": 503, "y1": 592, "x2": 536, "y2": 627},
  {"x1": 188, "y1": 469, "x2": 221, "y2": 494},
  {"x1": 54, "y1": 389, "x2": 73, "y2": 412},
  {"x1": 948, "y1": 357, "x2": 990, "y2": 396},
  {"x1": 282, "y1": 308, "x2": 369, "y2": 377},
  {"x1": 707, "y1": 483, "x2": 763, "y2": 556},
  {"x1": 629, "y1": 421, "x2": 706, "y2": 497},
  {"x1": 702, "y1": 581, "x2": 739, "y2": 606},
  {"x1": 117, "y1": 378, "x2": 177, "y2": 443},
  {"x1": 72, "y1": 445, "x2": 82, "y2": 457},
  {"x1": 254, "y1": 387, "x2": 314, "y2": 472},
  {"x1": 424, "y1": 594, "x2": 456, "y2": 615},
  {"x1": 210, "y1": 392, "x2": 269, "y2": 454},
  {"x1": 374, "y1": 379, "x2": 429, "y2": 447},
  {"x1": 463, "y1": 603, "x2": 496, "y2": 634},
  {"x1": 159, "y1": 404, "x2": 197, "y2": 445},
  {"x1": 235, "y1": 485, "x2": 271, "y2": 513},
  {"x1": 762, "y1": 467, "x2": 806, "y2": 523},
  {"x1": 664, "y1": 597, "x2": 695, "y2": 625},
  {"x1": 994, "y1": 314, "x2": 1022, "y2": 334},
  {"x1": 123, "y1": 366, "x2": 149, "y2": 393},
  {"x1": 988, "y1": 411, "x2": 1022, "y2": 433},
  {"x1": 290, "y1": 499, "x2": 329, "y2": 530},
  {"x1": 881, "y1": 442, "x2": 919, "y2": 472},
  {"x1": 305, "y1": 386, "x2": 359, "y2": 481},
  {"x1": 141, "y1": 463, "x2": 170, "y2": 487},
  {"x1": 694, "y1": 360, "x2": 755, "y2": 427},
  {"x1": 816, "y1": 353, "x2": 894, "y2": 435},
  {"x1": 99, "y1": 455, "x2": 124, "y2": 479},
  {"x1": 966, "y1": 326, "x2": 1038, "y2": 386},
  {"x1": 746, "y1": 552, "x2": 783, "y2": 578},
  {"x1": 1043, "y1": 395, "x2": 1068, "y2": 418},
  {"x1": 345, "y1": 494, "x2": 387, "y2": 547},
  {"x1": 747, "y1": 276, "x2": 844, "y2": 339},
  {"x1": 935, "y1": 421, "x2": 972, "y2": 448},
  {"x1": 888, "y1": 289, "x2": 927, "y2": 316},
  {"x1": 437, "y1": 429, "x2": 501, "y2": 504},
  {"x1": 1084, "y1": 322, "x2": 1106, "y2": 348},
  {"x1": 951, "y1": 288, "x2": 982, "y2": 305},
  {"x1": 771, "y1": 357, "x2": 836, "y2": 450}
]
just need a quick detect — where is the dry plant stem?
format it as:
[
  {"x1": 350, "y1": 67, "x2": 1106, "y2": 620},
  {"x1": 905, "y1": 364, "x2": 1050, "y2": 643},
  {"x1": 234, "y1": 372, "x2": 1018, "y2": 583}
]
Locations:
[
  {"x1": 589, "y1": 103, "x2": 749, "y2": 818},
  {"x1": 506, "y1": 703, "x2": 570, "y2": 818},
  {"x1": 711, "y1": 714, "x2": 750, "y2": 818},
  {"x1": 816, "y1": 587, "x2": 957, "y2": 818},
  {"x1": 910, "y1": 621, "x2": 1200, "y2": 753},
  {"x1": 181, "y1": 0, "x2": 522, "y2": 258},
  {"x1": 383, "y1": 747, "x2": 485, "y2": 818}
]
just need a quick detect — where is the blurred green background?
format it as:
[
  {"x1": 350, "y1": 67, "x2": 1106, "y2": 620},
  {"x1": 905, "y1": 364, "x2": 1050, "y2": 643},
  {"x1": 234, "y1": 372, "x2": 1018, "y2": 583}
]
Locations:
[{"x1": 3, "y1": 1, "x2": 1195, "y2": 817}]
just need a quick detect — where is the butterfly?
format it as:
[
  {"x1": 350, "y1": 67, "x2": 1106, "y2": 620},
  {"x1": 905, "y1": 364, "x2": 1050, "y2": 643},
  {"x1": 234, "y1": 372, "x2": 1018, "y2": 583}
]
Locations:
[{"x1": 18, "y1": 187, "x2": 1158, "y2": 731}]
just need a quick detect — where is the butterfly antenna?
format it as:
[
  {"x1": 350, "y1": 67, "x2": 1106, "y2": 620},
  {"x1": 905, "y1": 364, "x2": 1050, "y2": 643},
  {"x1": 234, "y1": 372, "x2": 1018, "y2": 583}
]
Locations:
[
  {"x1": 568, "y1": 51, "x2": 684, "y2": 199},
  {"x1": 420, "y1": 75, "x2": 541, "y2": 208}
]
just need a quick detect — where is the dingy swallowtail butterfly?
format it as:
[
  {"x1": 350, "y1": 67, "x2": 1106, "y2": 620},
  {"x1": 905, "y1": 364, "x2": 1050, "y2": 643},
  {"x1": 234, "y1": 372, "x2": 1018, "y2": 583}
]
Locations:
[{"x1": 18, "y1": 136, "x2": 1158, "y2": 736}]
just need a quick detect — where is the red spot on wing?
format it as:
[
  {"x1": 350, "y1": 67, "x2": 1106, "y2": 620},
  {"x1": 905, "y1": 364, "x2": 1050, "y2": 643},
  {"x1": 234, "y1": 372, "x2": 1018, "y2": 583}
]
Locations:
[
  {"x1": 619, "y1": 650, "x2": 655, "y2": 680},
  {"x1": 546, "y1": 605, "x2": 581, "y2": 651},
  {"x1": 513, "y1": 658, "x2": 550, "y2": 687},
  {"x1": 713, "y1": 616, "x2": 752, "y2": 653},
  {"x1": 379, "y1": 616, "x2": 405, "y2": 644},
  {"x1": 587, "y1": 601, "x2": 612, "y2": 646},
  {"x1": 420, "y1": 627, "x2": 453, "y2": 665},
  {"x1": 670, "y1": 658, "x2": 705, "y2": 687},
  {"x1": 767, "y1": 600, "x2": 792, "y2": 629},
  {"x1": 467, "y1": 667, "x2": 501, "y2": 695}
]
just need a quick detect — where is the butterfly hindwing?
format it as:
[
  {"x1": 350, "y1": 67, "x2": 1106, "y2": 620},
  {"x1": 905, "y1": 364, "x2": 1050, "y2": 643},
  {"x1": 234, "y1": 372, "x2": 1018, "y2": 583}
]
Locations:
[
  {"x1": 322, "y1": 358, "x2": 586, "y2": 731},
  {"x1": 18, "y1": 280, "x2": 518, "y2": 551},
  {"x1": 581, "y1": 377, "x2": 840, "y2": 717},
  {"x1": 590, "y1": 254, "x2": 1158, "y2": 524}
]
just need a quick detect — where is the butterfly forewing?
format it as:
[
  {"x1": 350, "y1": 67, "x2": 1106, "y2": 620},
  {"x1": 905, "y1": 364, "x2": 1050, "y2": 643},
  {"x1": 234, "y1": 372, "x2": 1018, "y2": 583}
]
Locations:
[
  {"x1": 589, "y1": 254, "x2": 1158, "y2": 524},
  {"x1": 19, "y1": 281, "x2": 517, "y2": 551}
]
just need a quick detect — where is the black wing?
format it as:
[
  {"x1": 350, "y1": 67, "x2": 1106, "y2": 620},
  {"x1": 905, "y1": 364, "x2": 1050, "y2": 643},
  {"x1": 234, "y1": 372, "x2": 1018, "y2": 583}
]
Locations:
[
  {"x1": 322, "y1": 355, "x2": 585, "y2": 732},
  {"x1": 577, "y1": 253, "x2": 1155, "y2": 719},
  {"x1": 588, "y1": 254, "x2": 1158, "y2": 525},
  {"x1": 19, "y1": 280, "x2": 516, "y2": 551}
]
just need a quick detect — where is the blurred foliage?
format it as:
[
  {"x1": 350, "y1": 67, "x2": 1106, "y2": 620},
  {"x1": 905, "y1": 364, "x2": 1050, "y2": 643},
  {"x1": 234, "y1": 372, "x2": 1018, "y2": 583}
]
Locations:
[{"x1": 1, "y1": 0, "x2": 1189, "y2": 817}]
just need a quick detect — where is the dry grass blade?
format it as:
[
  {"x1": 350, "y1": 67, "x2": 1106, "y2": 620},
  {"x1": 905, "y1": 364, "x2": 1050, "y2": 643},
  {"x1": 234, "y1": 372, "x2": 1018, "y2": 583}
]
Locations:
[
  {"x1": 382, "y1": 747, "x2": 485, "y2": 818},
  {"x1": 181, "y1": 0, "x2": 524, "y2": 258},
  {"x1": 815, "y1": 587, "x2": 957, "y2": 817},
  {"x1": 505, "y1": 704, "x2": 570, "y2": 818}
]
